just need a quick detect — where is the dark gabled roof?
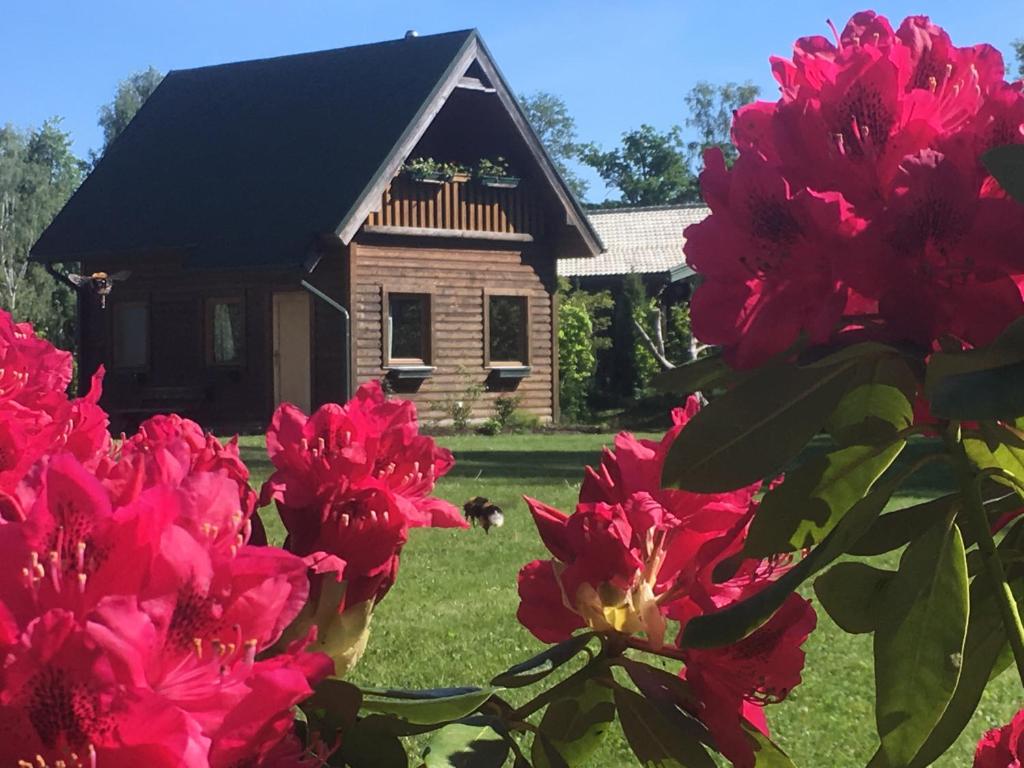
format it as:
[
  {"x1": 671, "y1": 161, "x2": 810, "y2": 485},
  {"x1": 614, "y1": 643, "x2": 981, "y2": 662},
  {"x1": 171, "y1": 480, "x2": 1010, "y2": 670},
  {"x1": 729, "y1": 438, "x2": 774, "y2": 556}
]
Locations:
[
  {"x1": 31, "y1": 31, "x2": 476, "y2": 268},
  {"x1": 32, "y1": 30, "x2": 603, "y2": 269}
]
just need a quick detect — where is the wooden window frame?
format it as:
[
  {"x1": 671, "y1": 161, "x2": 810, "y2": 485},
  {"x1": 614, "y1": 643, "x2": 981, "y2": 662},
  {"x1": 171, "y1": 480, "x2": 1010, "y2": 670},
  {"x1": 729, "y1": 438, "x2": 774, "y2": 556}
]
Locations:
[
  {"x1": 205, "y1": 296, "x2": 246, "y2": 368},
  {"x1": 382, "y1": 288, "x2": 435, "y2": 368},
  {"x1": 110, "y1": 299, "x2": 150, "y2": 371},
  {"x1": 483, "y1": 289, "x2": 531, "y2": 368}
]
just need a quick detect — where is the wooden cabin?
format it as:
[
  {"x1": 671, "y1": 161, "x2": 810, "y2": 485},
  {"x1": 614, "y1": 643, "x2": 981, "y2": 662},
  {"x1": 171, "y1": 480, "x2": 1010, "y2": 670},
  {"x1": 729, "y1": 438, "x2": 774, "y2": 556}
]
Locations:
[{"x1": 30, "y1": 30, "x2": 602, "y2": 432}]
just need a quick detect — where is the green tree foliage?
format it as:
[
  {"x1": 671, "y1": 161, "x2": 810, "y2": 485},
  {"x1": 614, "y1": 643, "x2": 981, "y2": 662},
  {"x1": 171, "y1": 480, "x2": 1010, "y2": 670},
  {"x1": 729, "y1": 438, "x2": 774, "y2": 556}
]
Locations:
[
  {"x1": 557, "y1": 279, "x2": 613, "y2": 422},
  {"x1": 557, "y1": 278, "x2": 613, "y2": 351},
  {"x1": 629, "y1": 283, "x2": 695, "y2": 386},
  {"x1": 663, "y1": 303, "x2": 693, "y2": 363},
  {"x1": 1015, "y1": 39, "x2": 1024, "y2": 78},
  {"x1": 0, "y1": 120, "x2": 84, "y2": 346},
  {"x1": 683, "y1": 80, "x2": 760, "y2": 169},
  {"x1": 96, "y1": 66, "x2": 164, "y2": 155},
  {"x1": 558, "y1": 298, "x2": 596, "y2": 423},
  {"x1": 519, "y1": 91, "x2": 588, "y2": 200},
  {"x1": 612, "y1": 273, "x2": 658, "y2": 394},
  {"x1": 629, "y1": 306, "x2": 660, "y2": 389},
  {"x1": 579, "y1": 125, "x2": 697, "y2": 207}
]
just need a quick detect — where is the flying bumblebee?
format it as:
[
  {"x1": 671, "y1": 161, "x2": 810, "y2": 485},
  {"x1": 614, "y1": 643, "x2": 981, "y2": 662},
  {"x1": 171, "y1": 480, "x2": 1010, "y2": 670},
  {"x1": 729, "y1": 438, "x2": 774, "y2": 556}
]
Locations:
[
  {"x1": 463, "y1": 497, "x2": 504, "y2": 533},
  {"x1": 67, "y1": 270, "x2": 131, "y2": 308}
]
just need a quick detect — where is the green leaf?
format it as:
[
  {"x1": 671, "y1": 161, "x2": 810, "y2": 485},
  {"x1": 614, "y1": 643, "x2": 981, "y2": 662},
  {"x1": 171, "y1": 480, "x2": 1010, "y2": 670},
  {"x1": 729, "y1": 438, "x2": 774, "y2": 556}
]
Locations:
[
  {"x1": 965, "y1": 420, "x2": 1024, "y2": 498},
  {"x1": 360, "y1": 688, "x2": 495, "y2": 725},
  {"x1": 929, "y1": 360, "x2": 1024, "y2": 422},
  {"x1": 615, "y1": 659, "x2": 712, "y2": 747},
  {"x1": 801, "y1": 341, "x2": 902, "y2": 368},
  {"x1": 745, "y1": 725, "x2": 798, "y2": 767},
  {"x1": 613, "y1": 685, "x2": 717, "y2": 768},
  {"x1": 746, "y1": 440, "x2": 906, "y2": 556},
  {"x1": 908, "y1": 568, "x2": 1024, "y2": 767},
  {"x1": 653, "y1": 352, "x2": 733, "y2": 394},
  {"x1": 926, "y1": 317, "x2": 1024, "y2": 421},
  {"x1": 814, "y1": 562, "x2": 894, "y2": 634},
  {"x1": 532, "y1": 678, "x2": 615, "y2": 767},
  {"x1": 532, "y1": 735, "x2": 571, "y2": 768},
  {"x1": 302, "y1": 677, "x2": 362, "y2": 737},
  {"x1": 663, "y1": 353, "x2": 878, "y2": 493},
  {"x1": 360, "y1": 686, "x2": 488, "y2": 699},
  {"x1": 983, "y1": 144, "x2": 1024, "y2": 203},
  {"x1": 849, "y1": 494, "x2": 957, "y2": 557},
  {"x1": 870, "y1": 521, "x2": 969, "y2": 768},
  {"x1": 682, "y1": 473, "x2": 899, "y2": 648},
  {"x1": 617, "y1": 659, "x2": 698, "y2": 711},
  {"x1": 422, "y1": 720, "x2": 509, "y2": 768},
  {"x1": 826, "y1": 357, "x2": 915, "y2": 446},
  {"x1": 338, "y1": 715, "x2": 409, "y2": 768},
  {"x1": 491, "y1": 632, "x2": 595, "y2": 688}
]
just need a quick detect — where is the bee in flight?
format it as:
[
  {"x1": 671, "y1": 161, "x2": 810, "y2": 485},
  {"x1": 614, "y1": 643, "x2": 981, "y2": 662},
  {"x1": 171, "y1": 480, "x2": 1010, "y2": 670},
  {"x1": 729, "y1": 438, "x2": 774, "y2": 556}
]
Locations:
[
  {"x1": 463, "y1": 497, "x2": 504, "y2": 533},
  {"x1": 67, "y1": 270, "x2": 131, "y2": 308}
]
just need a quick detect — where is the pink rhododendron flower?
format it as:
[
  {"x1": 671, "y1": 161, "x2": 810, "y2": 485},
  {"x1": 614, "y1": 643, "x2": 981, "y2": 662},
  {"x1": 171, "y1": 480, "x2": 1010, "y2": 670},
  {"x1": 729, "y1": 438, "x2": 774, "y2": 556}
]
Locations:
[
  {"x1": 685, "y1": 149, "x2": 868, "y2": 367},
  {"x1": 99, "y1": 413, "x2": 258, "y2": 513},
  {"x1": 516, "y1": 399, "x2": 815, "y2": 767},
  {"x1": 848, "y1": 149, "x2": 1024, "y2": 346},
  {"x1": 263, "y1": 381, "x2": 464, "y2": 529},
  {"x1": 0, "y1": 608, "x2": 210, "y2": 766},
  {"x1": 688, "y1": 11, "x2": 1024, "y2": 364},
  {"x1": 0, "y1": 310, "x2": 332, "y2": 766},
  {"x1": 681, "y1": 596, "x2": 816, "y2": 768},
  {"x1": 261, "y1": 381, "x2": 465, "y2": 619},
  {"x1": 975, "y1": 709, "x2": 1024, "y2": 767},
  {"x1": 0, "y1": 310, "x2": 111, "y2": 500}
]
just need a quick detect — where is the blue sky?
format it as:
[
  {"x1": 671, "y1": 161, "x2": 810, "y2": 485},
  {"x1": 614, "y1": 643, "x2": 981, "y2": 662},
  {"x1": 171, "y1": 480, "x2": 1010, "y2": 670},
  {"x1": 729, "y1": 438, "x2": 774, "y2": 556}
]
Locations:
[{"x1": 4, "y1": 1, "x2": 1022, "y2": 200}]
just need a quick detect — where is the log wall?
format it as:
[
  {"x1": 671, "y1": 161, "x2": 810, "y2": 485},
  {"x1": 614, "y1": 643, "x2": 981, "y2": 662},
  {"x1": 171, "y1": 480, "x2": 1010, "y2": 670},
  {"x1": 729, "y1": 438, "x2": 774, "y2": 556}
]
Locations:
[{"x1": 351, "y1": 238, "x2": 557, "y2": 423}]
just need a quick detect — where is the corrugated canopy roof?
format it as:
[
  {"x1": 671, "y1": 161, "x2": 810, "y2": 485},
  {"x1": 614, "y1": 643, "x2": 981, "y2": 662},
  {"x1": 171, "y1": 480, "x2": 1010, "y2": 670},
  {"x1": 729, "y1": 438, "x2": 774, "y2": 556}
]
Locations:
[
  {"x1": 31, "y1": 31, "x2": 478, "y2": 268},
  {"x1": 559, "y1": 204, "x2": 709, "y2": 279}
]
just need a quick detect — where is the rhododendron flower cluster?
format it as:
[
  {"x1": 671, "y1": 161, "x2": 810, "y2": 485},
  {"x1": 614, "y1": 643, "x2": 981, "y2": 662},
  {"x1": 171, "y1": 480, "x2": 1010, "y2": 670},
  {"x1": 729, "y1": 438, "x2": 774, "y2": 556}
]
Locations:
[
  {"x1": 686, "y1": 11, "x2": 1024, "y2": 367},
  {"x1": 0, "y1": 310, "x2": 332, "y2": 767},
  {"x1": 0, "y1": 309, "x2": 109, "y2": 501},
  {"x1": 975, "y1": 709, "x2": 1024, "y2": 767},
  {"x1": 260, "y1": 382, "x2": 466, "y2": 670},
  {"x1": 517, "y1": 398, "x2": 816, "y2": 768}
]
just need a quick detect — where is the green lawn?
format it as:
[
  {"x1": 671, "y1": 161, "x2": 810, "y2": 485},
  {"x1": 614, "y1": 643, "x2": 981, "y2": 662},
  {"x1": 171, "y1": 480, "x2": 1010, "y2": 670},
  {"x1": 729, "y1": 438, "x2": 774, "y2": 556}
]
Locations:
[{"x1": 238, "y1": 432, "x2": 1020, "y2": 767}]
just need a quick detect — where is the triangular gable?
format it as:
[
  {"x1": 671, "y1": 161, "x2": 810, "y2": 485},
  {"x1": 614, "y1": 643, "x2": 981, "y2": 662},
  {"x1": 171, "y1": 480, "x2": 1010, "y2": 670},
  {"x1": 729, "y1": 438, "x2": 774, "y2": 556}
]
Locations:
[{"x1": 333, "y1": 31, "x2": 604, "y2": 258}]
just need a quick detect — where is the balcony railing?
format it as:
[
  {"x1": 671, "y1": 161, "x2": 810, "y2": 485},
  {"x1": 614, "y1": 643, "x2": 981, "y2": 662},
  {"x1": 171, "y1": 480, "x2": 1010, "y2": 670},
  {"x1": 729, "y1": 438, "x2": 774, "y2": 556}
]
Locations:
[{"x1": 364, "y1": 175, "x2": 545, "y2": 238}]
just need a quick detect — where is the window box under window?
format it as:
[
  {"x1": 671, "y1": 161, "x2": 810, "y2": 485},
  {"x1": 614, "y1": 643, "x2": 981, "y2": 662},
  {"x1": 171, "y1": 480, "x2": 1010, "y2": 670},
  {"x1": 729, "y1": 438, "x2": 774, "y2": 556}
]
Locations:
[
  {"x1": 478, "y1": 174, "x2": 520, "y2": 189},
  {"x1": 489, "y1": 365, "x2": 531, "y2": 379},
  {"x1": 386, "y1": 364, "x2": 436, "y2": 380}
]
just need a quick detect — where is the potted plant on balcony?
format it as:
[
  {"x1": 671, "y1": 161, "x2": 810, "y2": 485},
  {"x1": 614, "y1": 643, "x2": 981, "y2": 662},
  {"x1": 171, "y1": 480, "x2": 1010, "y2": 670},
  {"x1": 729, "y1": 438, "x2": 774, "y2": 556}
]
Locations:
[
  {"x1": 448, "y1": 162, "x2": 472, "y2": 183},
  {"x1": 476, "y1": 156, "x2": 520, "y2": 188},
  {"x1": 403, "y1": 157, "x2": 452, "y2": 184}
]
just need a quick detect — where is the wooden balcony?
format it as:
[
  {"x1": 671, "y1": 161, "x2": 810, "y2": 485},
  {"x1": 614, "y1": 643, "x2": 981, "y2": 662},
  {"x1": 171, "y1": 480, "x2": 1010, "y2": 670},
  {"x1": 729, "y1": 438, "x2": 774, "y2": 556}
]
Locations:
[{"x1": 363, "y1": 175, "x2": 546, "y2": 240}]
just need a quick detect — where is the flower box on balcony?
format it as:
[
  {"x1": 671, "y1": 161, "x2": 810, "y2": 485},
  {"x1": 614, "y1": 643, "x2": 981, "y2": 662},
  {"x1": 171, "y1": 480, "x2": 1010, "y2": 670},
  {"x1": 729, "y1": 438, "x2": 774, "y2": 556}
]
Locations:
[
  {"x1": 478, "y1": 175, "x2": 520, "y2": 189},
  {"x1": 406, "y1": 170, "x2": 451, "y2": 185}
]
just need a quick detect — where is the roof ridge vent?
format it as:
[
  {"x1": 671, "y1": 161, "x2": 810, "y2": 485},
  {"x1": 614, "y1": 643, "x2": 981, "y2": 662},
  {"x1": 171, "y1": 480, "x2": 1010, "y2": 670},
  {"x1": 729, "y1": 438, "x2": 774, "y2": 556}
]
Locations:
[{"x1": 404, "y1": 30, "x2": 419, "y2": 39}]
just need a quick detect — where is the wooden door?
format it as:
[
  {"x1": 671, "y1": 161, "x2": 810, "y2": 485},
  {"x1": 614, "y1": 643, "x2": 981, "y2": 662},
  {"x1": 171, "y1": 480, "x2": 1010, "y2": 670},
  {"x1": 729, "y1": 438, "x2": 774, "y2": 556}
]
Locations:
[{"x1": 272, "y1": 291, "x2": 311, "y2": 412}]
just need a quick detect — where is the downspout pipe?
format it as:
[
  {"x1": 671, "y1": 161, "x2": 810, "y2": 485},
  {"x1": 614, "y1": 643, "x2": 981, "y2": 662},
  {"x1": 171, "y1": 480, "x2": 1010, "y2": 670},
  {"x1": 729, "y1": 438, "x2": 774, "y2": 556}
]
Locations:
[{"x1": 300, "y1": 279, "x2": 352, "y2": 401}]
